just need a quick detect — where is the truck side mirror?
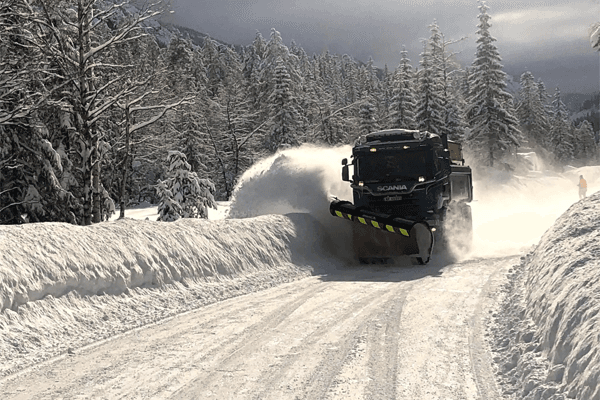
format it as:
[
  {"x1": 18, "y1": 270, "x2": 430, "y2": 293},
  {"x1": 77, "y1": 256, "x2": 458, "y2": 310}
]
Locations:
[
  {"x1": 342, "y1": 165, "x2": 349, "y2": 181},
  {"x1": 342, "y1": 158, "x2": 348, "y2": 166}
]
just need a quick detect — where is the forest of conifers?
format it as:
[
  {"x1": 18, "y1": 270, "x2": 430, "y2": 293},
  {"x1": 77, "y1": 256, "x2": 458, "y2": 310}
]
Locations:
[{"x1": 1, "y1": 0, "x2": 597, "y2": 225}]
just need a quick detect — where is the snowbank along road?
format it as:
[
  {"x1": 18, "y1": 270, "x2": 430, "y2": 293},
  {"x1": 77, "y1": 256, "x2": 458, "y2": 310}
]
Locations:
[
  {"x1": 1, "y1": 146, "x2": 599, "y2": 399},
  {"x1": 1, "y1": 250, "x2": 513, "y2": 399}
]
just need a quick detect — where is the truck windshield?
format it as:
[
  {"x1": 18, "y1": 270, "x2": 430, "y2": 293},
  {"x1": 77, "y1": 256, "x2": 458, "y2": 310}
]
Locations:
[{"x1": 357, "y1": 150, "x2": 431, "y2": 182}]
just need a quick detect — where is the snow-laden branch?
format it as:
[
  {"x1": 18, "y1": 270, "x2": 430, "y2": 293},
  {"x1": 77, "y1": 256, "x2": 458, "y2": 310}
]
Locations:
[
  {"x1": 116, "y1": 88, "x2": 157, "y2": 110},
  {"x1": 86, "y1": 75, "x2": 128, "y2": 113},
  {"x1": 83, "y1": 5, "x2": 163, "y2": 63},
  {"x1": 128, "y1": 97, "x2": 195, "y2": 135},
  {"x1": 238, "y1": 118, "x2": 271, "y2": 151}
]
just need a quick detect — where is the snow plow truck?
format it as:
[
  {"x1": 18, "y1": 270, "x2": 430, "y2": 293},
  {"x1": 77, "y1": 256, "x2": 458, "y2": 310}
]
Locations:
[{"x1": 330, "y1": 129, "x2": 473, "y2": 264}]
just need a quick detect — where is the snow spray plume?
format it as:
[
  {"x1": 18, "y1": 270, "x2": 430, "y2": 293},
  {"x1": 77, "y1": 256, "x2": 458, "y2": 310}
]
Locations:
[
  {"x1": 464, "y1": 151, "x2": 594, "y2": 259},
  {"x1": 228, "y1": 145, "x2": 356, "y2": 262}
]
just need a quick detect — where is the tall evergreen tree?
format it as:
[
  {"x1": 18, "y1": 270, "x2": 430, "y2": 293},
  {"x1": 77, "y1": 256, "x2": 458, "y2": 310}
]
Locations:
[
  {"x1": 549, "y1": 87, "x2": 575, "y2": 164},
  {"x1": 445, "y1": 75, "x2": 469, "y2": 141},
  {"x1": 574, "y1": 120, "x2": 598, "y2": 164},
  {"x1": 516, "y1": 71, "x2": 549, "y2": 148},
  {"x1": 416, "y1": 44, "x2": 445, "y2": 135},
  {"x1": 389, "y1": 48, "x2": 417, "y2": 130},
  {"x1": 466, "y1": 1, "x2": 521, "y2": 167},
  {"x1": 266, "y1": 57, "x2": 304, "y2": 152},
  {"x1": 358, "y1": 93, "x2": 380, "y2": 136}
]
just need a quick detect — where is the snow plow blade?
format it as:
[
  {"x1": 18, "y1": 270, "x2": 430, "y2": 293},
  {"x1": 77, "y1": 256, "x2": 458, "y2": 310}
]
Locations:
[{"x1": 329, "y1": 199, "x2": 434, "y2": 264}]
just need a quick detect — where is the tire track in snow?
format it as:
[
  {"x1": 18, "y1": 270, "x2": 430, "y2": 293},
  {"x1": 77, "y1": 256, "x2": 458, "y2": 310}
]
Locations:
[
  {"x1": 363, "y1": 290, "x2": 408, "y2": 400},
  {"x1": 168, "y1": 280, "x2": 333, "y2": 399},
  {"x1": 300, "y1": 282, "x2": 412, "y2": 400},
  {"x1": 251, "y1": 283, "x2": 401, "y2": 399},
  {"x1": 468, "y1": 257, "x2": 514, "y2": 400}
]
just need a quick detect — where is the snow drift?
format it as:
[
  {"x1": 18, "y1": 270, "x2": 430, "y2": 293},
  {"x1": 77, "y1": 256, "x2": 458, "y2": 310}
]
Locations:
[{"x1": 0, "y1": 216, "x2": 338, "y2": 313}]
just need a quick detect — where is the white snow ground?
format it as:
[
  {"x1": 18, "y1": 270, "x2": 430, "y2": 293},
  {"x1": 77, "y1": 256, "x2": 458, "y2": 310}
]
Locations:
[{"x1": 1, "y1": 144, "x2": 600, "y2": 399}]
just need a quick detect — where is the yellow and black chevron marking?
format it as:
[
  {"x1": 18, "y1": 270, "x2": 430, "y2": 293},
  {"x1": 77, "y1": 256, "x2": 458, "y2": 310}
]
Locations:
[{"x1": 332, "y1": 211, "x2": 410, "y2": 237}]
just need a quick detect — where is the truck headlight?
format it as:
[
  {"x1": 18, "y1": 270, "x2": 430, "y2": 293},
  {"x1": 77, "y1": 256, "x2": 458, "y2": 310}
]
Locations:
[
  {"x1": 419, "y1": 176, "x2": 425, "y2": 182},
  {"x1": 359, "y1": 181, "x2": 364, "y2": 187}
]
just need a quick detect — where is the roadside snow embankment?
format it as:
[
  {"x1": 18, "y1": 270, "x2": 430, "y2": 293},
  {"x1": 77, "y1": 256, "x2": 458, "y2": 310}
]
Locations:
[
  {"x1": 490, "y1": 191, "x2": 600, "y2": 400},
  {"x1": 0, "y1": 214, "x2": 338, "y2": 376}
]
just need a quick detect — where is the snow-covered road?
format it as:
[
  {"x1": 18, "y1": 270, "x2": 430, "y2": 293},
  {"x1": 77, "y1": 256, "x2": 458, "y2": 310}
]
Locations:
[{"x1": 0, "y1": 255, "x2": 515, "y2": 400}]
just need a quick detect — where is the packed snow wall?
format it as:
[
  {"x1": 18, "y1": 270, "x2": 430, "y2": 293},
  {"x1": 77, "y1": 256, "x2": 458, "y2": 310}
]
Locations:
[
  {"x1": 489, "y1": 191, "x2": 600, "y2": 399},
  {"x1": 0, "y1": 214, "x2": 337, "y2": 313}
]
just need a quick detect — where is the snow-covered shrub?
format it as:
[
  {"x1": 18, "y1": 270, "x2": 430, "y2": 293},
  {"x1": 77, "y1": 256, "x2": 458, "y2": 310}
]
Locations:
[
  {"x1": 156, "y1": 151, "x2": 216, "y2": 222},
  {"x1": 155, "y1": 180, "x2": 182, "y2": 222}
]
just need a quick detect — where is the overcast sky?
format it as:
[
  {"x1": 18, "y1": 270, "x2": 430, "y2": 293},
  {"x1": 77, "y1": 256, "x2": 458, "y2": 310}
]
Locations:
[{"x1": 165, "y1": 0, "x2": 600, "y2": 94}]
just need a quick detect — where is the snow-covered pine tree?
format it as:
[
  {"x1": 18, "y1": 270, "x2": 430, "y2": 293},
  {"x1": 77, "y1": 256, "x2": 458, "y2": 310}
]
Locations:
[
  {"x1": 516, "y1": 71, "x2": 549, "y2": 148},
  {"x1": 266, "y1": 57, "x2": 304, "y2": 152},
  {"x1": 360, "y1": 58, "x2": 386, "y2": 128},
  {"x1": 445, "y1": 75, "x2": 469, "y2": 142},
  {"x1": 242, "y1": 32, "x2": 266, "y2": 109},
  {"x1": 155, "y1": 179, "x2": 182, "y2": 222},
  {"x1": 574, "y1": 120, "x2": 598, "y2": 164},
  {"x1": 156, "y1": 151, "x2": 216, "y2": 221},
  {"x1": 549, "y1": 88, "x2": 575, "y2": 165},
  {"x1": 465, "y1": 1, "x2": 521, "y2": 168},
  {"x1": 428, "y1": 21, "x2": 468, "y2": 142},
  {"x1": 416, "y1": 43, "x2": 445, "y2": 136},
  {"x1": 389, "y1": 47, "x2": 417, "y2": 130},
  {"x1": 203, "y1": 38, "x2": 231, "y2": 98},
  {"x1": 258, "y1": 29, "x2": 301, "y2": 107},
  {"x1": 537, "y1": 79, "x2": 552, "y2": 119},
  {"x1": 342, "y1": 55, "x2": 361, "y2": 106},
  {"x1": 427, "y1": 20, "x2": 447, "y2": 133},
  {"x1": 379, "y1": 64, "x2": 393, "y2": 126},
  {"x1": 550, "y1": 87, "x2": 568, "y2": 122},
  {"x1": 550, "y1": 119, "x2": 574, "y2": 166},
  {"x1": 358, "y1": 93, "x2": 380, "y2": 137}
]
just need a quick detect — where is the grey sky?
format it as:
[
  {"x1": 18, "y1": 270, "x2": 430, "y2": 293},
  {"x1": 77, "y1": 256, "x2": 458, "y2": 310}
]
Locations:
[{"x1": 165, "y1": 0, "x2": 600, "y2": 94}]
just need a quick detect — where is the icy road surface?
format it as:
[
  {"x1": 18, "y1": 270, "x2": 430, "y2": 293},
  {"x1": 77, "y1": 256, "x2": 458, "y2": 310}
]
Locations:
[{"x1": 1, "y1": 256, "x2": 513, "y2": 400}]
